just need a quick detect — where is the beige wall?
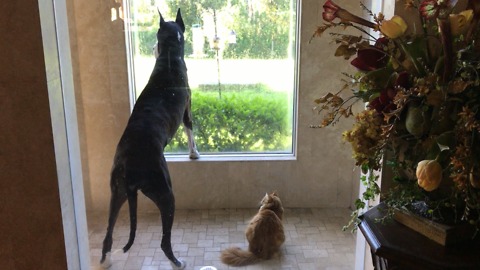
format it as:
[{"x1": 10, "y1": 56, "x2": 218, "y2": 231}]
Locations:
[
  {"x1": 68, "y1": 0, "x2": 131, "y2": 214},
  {"x1": 0, "y1": 1, "x2": 68, "y2": 269},
  {"x1": 70, "y1": 0, "x2": 363, "y2": 213}
]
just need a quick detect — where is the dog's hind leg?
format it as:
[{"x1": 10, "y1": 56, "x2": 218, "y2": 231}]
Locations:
[
  {"x1": 100, "y1": 177, "x2": 128, "y2": 268},
  {"x1": 143, "y1": 190, "x2": 186, "y2": 269},
  {"x1": 183, "y1": 98, "x2": 199, "y2": 159}
]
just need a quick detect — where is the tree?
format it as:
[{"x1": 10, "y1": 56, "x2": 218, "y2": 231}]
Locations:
[
  {"x1": 160, "y1": 0, "x2": 295, "y2": 59},
  {"x1": 223, "y1": 0, "x2": 293, "y2": 59},
  {"x1": 165, "y1": 0, "x2": 226, "y2": 56}
]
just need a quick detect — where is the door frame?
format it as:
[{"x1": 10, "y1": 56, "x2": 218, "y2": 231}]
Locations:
[{"x1": 38, "y1": 0, "x2": 90, "y2": 269}]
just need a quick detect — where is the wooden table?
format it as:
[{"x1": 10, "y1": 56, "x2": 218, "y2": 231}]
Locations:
[{"x1": 359, "y1": 204, "x2": 480, "y2": 270}]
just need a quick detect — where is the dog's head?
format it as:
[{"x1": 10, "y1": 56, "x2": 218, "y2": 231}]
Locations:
[{"x1": 153, "y1": 9, "x2": 185, "y2": 58}]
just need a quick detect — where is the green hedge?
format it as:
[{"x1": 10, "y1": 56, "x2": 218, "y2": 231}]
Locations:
[{"x1": 165, "y1": 87, "x2": 292, "y2": 153}]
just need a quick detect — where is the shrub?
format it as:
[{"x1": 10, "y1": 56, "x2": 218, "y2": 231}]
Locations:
[{"x1": 165, "y1": 86, "x2": 291, "y2": 153}]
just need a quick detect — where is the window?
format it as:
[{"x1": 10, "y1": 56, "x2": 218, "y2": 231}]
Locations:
[{"x1": 124, "y1": 0, "x2": 298, "y2": 156}]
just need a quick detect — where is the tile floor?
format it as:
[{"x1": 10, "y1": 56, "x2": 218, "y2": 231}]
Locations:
[{"x1": 88, "y1": 208, "x2": 356, "y2": 270}]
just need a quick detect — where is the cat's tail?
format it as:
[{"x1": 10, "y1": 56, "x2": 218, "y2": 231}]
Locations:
[{"x1": 220, "y1": 247, "x2": 260, "y2": 266}]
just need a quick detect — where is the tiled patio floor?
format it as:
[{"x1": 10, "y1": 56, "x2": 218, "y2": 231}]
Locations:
[{"x1": 88, "y1": 208, "x2": 356, "y2": 270}]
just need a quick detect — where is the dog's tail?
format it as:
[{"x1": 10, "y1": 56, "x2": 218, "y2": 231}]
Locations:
[
  {"x1": 220, "y1": 247, "x2": 260, "y2": 266},
  {"x1": 123, "y1": 191, "x2": 138, "y2": 252}
]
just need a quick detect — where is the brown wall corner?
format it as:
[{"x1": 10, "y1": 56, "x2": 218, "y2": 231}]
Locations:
[{"x1": 0, "y1": 1, "x2": 68, "y2": 269}]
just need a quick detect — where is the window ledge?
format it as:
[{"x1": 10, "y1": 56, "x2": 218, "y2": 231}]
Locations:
[{"x1": 166, "y1": 153, "x2": 296, "y2": 162}]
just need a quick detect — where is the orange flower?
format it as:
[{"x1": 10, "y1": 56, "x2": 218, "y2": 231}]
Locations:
[{"x1": 416, "y1": 160, "x2": 443, "y2": 191}]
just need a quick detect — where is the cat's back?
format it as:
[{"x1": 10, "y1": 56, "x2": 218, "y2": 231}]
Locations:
[
  {"x1": 248, "y1": 209, "x2": 283, "y2": 232},
  {"x1": 259, "y1": 209, "x2": 282, "y2": 221},
  {"x1": 246, "y1": 208, "x2": 285, "y2": 256}
]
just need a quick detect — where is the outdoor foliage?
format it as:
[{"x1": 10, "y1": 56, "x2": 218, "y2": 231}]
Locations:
[
  {"x1": 137, "y1": 29, "x2": 159, "y2": 55},
  {"x1": 165, "y1": 85, "x2": 292, "y2": 153},
  {"x1": 130, "y1": 0, "x2": 295, "y2": 154},
  {"x1": 135, "y1": 0, "x2": 295, "y2": 59},
  {"x1": 222, "y1": 0, "x2": 294, "y2": 59}
]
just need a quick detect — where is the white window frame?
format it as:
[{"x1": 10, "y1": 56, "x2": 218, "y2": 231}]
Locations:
[{"x1": 122, "y1": 0, "x2": 301, "y2": 161}]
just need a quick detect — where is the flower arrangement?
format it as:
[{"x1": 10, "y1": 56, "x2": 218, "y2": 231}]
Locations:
[{"x1": 312, "y1": 0, "x2": 480, "y2": 230}]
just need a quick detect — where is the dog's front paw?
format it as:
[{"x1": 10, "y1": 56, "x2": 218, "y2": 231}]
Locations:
[
  {"x1": 170, "y1": 259, "x2": 186, "y2": 269},
  {"x1": 189, "y1": 149, "x2": 200, "y2": 160}
]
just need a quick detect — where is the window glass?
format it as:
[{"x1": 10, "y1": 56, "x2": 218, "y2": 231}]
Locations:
[{"x1": 125, "y1": 0, "x2": 298, "y2": 155}]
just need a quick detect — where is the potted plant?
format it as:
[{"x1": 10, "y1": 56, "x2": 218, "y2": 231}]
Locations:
[{"x1": 312, "y1": 0, "x2": 480, "y2": 242}]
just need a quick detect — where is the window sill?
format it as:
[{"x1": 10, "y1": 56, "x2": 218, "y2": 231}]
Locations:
[{"x1": 166, "y1": 153, "x2": 296, "y2": 162}]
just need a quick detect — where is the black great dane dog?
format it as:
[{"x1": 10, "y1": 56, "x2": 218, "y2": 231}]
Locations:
[{"x1": 100, "y1": 9, "x2": 199, "y2": 269}]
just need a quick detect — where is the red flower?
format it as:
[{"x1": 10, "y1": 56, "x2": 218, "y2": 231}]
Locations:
[
  {"x1": 420, "y1": 0, "x2": 459, "y2": 19},
  {"x1": 350, "y1": 38, "x2": 389, "y2": 71},
  {"x1": 322, "y1": 0, "x2": 341, "y2": 22},
  {"x1": 322, "y1": 0, "x2": 376, "y2": 28},
  {"x1": 368, "y1": 88, "x2": 398, "y2": 114},
  {"x1": 350, "y1": 49, "x2": 388, "y2": 71},
  {"x1": 395, "y1": 71, "x2": 411, "y2": 89},
  {"x1": 420, "y1": 0, "x2": 439, "y2": 19},
  {"x1": 368, "y1": 72, "x2": 409, "y2": 114}
]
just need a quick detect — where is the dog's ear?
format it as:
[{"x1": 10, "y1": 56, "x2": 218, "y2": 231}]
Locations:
[
  {"x1": 158, "y1": 8, "x2": 165, "y2": 28},
  {"x1": 175, "y1": 8, "x2": 185, "y2": 33}
]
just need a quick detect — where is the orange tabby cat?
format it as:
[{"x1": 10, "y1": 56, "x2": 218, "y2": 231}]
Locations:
[{"x1": 221, "y1": 192, "x2": 285, "y2": 266}]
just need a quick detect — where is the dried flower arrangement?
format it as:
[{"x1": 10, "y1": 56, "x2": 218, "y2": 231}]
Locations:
[{"x1": 312, "y1": 0, "x2": 480, "y2": 231}]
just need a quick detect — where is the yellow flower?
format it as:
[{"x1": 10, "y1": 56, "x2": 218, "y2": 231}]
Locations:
[
  {"x1": 416, "y1": 160, "x2": 442, "y2": 191},
  {"x1": 449, "y1": 9, "x2": 474, "y2": 36},
  {"x1": 380, "y1": 15, "x2": 408, "y2": 39}
]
